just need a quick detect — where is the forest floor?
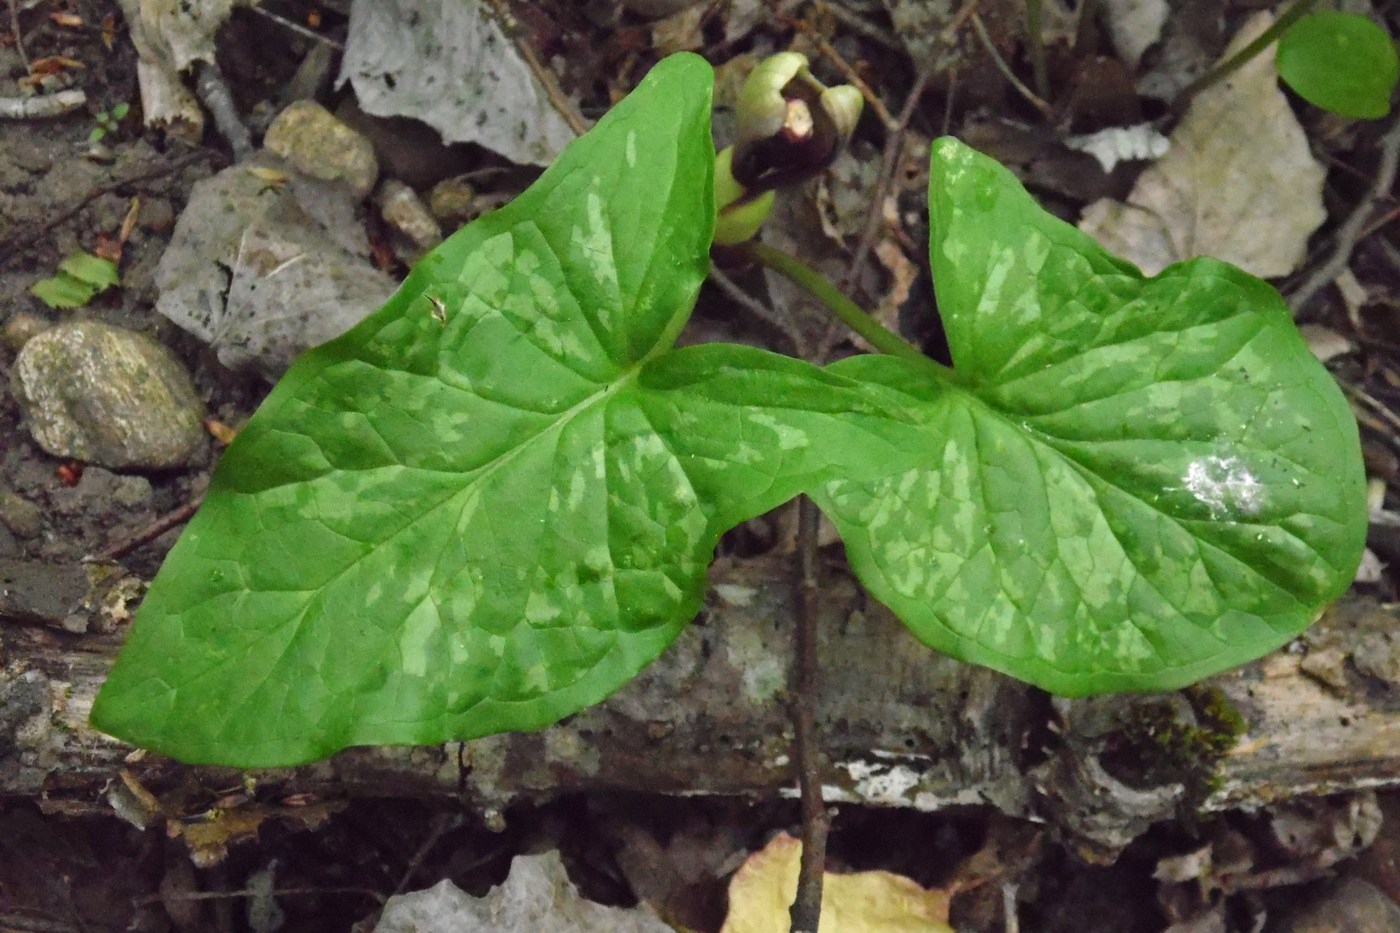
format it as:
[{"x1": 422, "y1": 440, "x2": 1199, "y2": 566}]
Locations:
[{"x1": 2, "y1": 1, "x2": 1400, "y2": 931}]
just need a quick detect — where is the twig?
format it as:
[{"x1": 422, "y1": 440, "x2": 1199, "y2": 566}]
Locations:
[
  {"x1": 1344, "y1": 382, "x2": 1400, "y2": 438},
  {"x1": 9, "y1": 0, "x2": 29, "y2": 72},
  {"x1": 0, "y1": 88, "x2": 86, "y2": 119},
  {"x1": 783, "y1": 15, "x2": 896, "y2": 130},
  {"x1": 971, "y1": 13, "x2": 1053, "y2": 119},
  {"x1": 90, "y1": 496, "x2": 204, "y2": 563},
  {"x1": 391, "y1": 813, "x2": 462, "y2": 897},
  {"x1": 0, "y1": 149, "x2": 210, "y2": 267},
  {"x1": 788, "y1": 495, "x2": 829, "y2": 933},
  {"x1": 139, "y1": 886, "x2": 385, "y2": 906},
  {"x1": 1170, "y1": 0, "x2": 1319, "y2": 116},
  {"x1": 809, "y1": 1, "x2": 904, "y2": 52},
  {"x1": 838, "y1": 63, "x2": 936, "y2": 297},
  {"x1": 193, "y1": 60, "x2": 252, "y2": 160},
  {"x1": 1288, "y1": 115, "x2": 1400, "y2": 312},
  {"x1": 708, "y1": 265, "x2": 809, "y2": 357},
  {"x1": 247, "y1": 4, "x2": 344, "y2": 49},
  {"x1": 483, "y1": 0, "x2": 588, "y2": 137}
]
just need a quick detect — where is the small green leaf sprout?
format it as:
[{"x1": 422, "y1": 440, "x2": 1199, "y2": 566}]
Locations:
[
  {"x1": 30, "y1": 251, "x2": 120, "y2": 309},
  {"x1": 88, "y1": 100, "x2": 130, "y2": 144}
]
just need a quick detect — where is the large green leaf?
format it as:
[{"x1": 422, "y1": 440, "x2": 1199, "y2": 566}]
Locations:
[
  {"x1": 812, "y1": 138, "x2": 1367, "y2": 696},
  {"x1": 89, "y1": 54, "x2": 891, "y2": 766}
]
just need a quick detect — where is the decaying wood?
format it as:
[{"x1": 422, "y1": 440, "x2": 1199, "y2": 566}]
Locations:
[{"x1": 2, "y1": 554, "x2": 1398, "y2": 859}]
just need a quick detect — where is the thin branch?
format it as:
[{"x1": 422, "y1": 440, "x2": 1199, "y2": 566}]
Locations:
[
  {"x1": 193, "y1": 60, "x2": 252, "y2": 160},
  {"x1": 247, "y1": 4, "x2": 344, "y2": 49},
  {"x1": 839, "y1": 62, "x2": 937, "y2": 297},
  {"x1": 483, "y1": 0, "x2": 588, "y2": 137},
  {"x1": 971, "y1": 13, "x2": 1053, "y2": 119},
  {"x1": 788, "y1": 495, "x2": 829, "y2": 933},
  {"x1": 810, "y1": 1, "x2": 904, "y2": 52},
  {"x1": 1170, "y1": 0, "x2": 1319, "y2": 115},
  {"x1": 0, "y1": 149, "x2": 211, "y2": 268},
  {"x1": 781, "y1": 11, "x2": 896, "y2": 129},
  {"x1": 89, "y1": 496, "x2": 204, "y2": 563},
  {"x1": 0, "y1": 88, "x2": 86, "y2": 119},
  {"x1": 708, "y1": 265, "x2": 810, "y2": 357},
  {"x1": 9, "y1": 0, "x2": 30, "y2": 72},
  {"x1": 1288, "y1": 115, "x2": 1400, "y2": 312}
]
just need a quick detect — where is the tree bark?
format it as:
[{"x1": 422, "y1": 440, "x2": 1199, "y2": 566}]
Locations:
[{"x1": 3, "y1": 554, "x2": 1398, "y2": 859}]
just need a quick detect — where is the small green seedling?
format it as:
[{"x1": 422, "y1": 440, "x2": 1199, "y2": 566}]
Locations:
[
  {"x1": 30, "y1": 251, "x2": 119, "y2": 309},
  {"x1": 91, "y1": 54, "x2": 1366, "y2": 767},
  {"x1": 1278, "y1": 11, "x2": 1399, "y2": 118},
  {"x1": 88, "y1": 101, "x2": 129, "y2": 144}
]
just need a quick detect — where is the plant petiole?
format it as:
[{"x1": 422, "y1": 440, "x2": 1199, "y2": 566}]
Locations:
[{"x1": 741, "y1": 240, "x2": 952, "y2": 381}]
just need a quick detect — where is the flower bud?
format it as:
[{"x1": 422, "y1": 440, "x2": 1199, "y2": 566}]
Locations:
[{"x1": 730, "y1": 52, "x2": 864, "y2": 192}]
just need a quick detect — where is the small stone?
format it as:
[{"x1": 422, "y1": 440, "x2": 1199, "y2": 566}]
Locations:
[
  {"x1": 263, "y1": 100, "x2": 379, "y2": 199},
  {"x1": 11, "y1": 320, "x2": 206, "y2": 470},
  {"x1": 0, "y1": 492, "x2": 43, "y2": 539},
  {"x1": 1, "y1": 311, "x2": 50, "y2": 354},
  {"x1": 428, "y1": 175, "x2": 476, "y2": 227},
  {"x1": 377, "y1": 179, "x2": 442, "y2": 259},
  {"x1": 138, "y1": 197, "x2": 176, "y2": 234}
]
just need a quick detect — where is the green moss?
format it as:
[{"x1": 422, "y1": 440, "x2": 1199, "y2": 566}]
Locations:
[{"x1": 1104, "y1": 686, "x2": 1246, "y2": 801}]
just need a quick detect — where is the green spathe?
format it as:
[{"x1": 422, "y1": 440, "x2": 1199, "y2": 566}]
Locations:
[{"x1": 91, "y1": 55, "x2": 1366, "y2": 766}]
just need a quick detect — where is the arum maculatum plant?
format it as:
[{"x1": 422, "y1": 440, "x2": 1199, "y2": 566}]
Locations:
[{"x1": 93, "y1": 53, "x2": 1365, "y2": 769}]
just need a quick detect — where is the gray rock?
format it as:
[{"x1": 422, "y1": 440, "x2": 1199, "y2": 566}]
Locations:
[
  {"x1": 0, "y1": 492, "x2": 43, "y2": 540},
  {"x1": 11, "y1": 320, "x2": 206, "y2": 470},
  {"x1": 154, "y1": 157, "x2": 398, "y2": 378},
  {"x1": 263, "y1": 99, "x2": 379, "y2": 199},
  {"x1": 1274, "y1": 877, "x2": 1400, "y2": 933}
]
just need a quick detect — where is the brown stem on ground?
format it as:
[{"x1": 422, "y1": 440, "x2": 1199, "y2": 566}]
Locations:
[
  {"x1": 788, "y1": 495, "x2": 830, "y2": 933},
  {"x1": 91, "y1": 496, "x2": 204, "y2": 563},
  {"x1": 1288, "y1": 115, "x2": 1400, "y2": 312},
  {"x1": 0, "y1": 150, "x2": 210, "y2": 268}
]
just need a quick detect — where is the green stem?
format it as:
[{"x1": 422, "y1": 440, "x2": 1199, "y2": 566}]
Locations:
[
  {"x1": 743, "y1": 242, "x2": 951, "y2": 379},
  {"x1": 1026, "y1": 0, "x2": 1050, "y2": 104},
  {"x1": 1171, "y1": 0, "x2": 1319, "y2": 114}
]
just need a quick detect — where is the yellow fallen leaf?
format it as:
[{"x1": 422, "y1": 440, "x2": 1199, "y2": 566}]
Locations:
[{"x1": 721, "y1": 833, "x2": 953, "y2": 933}]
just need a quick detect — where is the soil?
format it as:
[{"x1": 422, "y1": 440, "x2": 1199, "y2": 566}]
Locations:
[{"x1": 2, "y1": 1, "x2": 1399, "y2": 931}]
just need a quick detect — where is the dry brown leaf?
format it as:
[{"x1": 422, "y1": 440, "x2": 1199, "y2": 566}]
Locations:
[
  {"x1": 721, "y1": 833, "x2": 953, "y2": 933},
  {"x1": 1079, "y1": 12, "x2": 1325, "y2": 278}
]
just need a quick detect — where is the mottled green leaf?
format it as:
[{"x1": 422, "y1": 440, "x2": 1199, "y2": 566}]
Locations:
[
  {"x1": 91, "y1": 54, "x2": 920, "y2": 766},
  {"x1": 1278, "y1": 12, "x2": 1398, "y2": 119},
  {"x1": 812, "y1": 138, "x2": 1366, "y2": 695}
]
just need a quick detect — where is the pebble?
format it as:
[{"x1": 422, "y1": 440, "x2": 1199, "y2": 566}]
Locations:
[
  {"x1": 137, "y1": 197, "x2": 176, "y2": 235},
  {"x1": 263, "y1": 100, "x2": 380, "y2": 199},
  {"x1": 0, "y1": 491, "x2": 43, "y2": 539},
  {"x1": 0, "y1": 312, "x2": 50, "y2": 354},
  {"x1": 10, "y1": 320, "x2": 206, "y2": 470},
  {"x1": 377, "y1": 178, "x2": 442, "y2": 259},
  {"x1": 428, "y1": 175, "x2": 476, "y2": 227}
]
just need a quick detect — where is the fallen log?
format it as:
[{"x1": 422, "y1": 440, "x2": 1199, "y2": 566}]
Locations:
[{"x1": 3, "y1": 554, "x2": 1397, "y2": 859}]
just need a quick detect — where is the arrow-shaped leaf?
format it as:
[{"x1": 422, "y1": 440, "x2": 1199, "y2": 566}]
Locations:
[
  {"x1": 92, "y1": 55, "x2": 920, "y2": 766},
  {"x1": 812, "y1": 138, "x2": 1366, "y2": 695}
]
